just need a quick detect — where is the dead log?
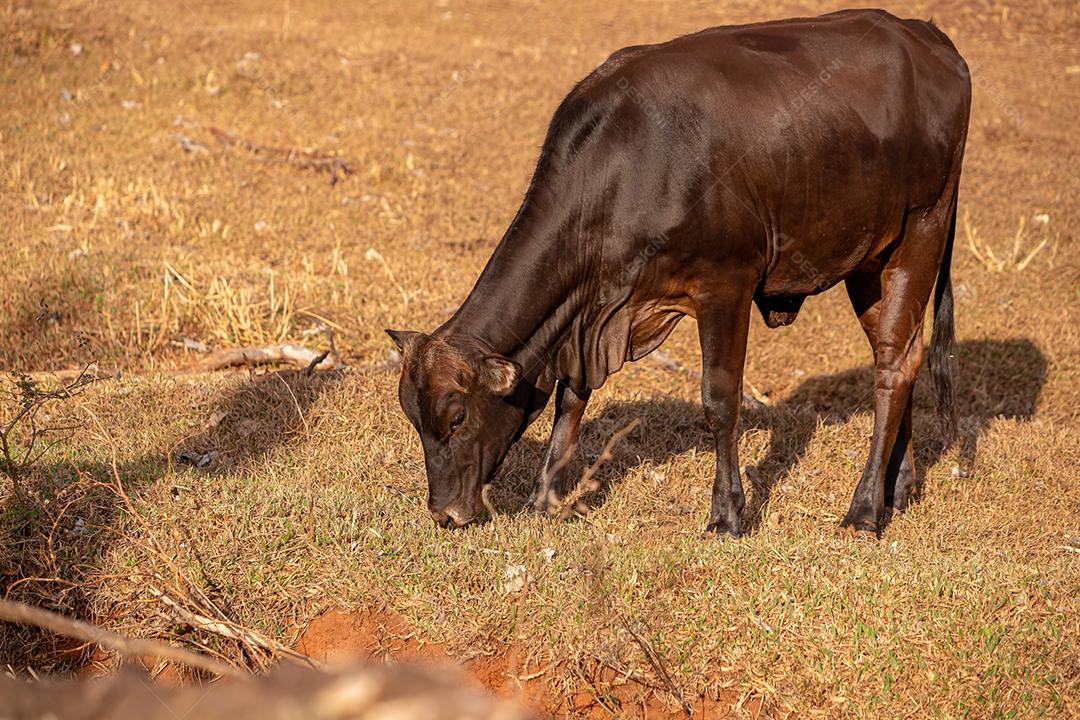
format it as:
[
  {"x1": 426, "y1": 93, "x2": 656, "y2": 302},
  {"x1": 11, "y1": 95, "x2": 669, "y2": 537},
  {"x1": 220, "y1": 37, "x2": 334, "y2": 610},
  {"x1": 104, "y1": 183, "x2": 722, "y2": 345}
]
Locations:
[
  {"x1": 190, "y1": 344, "x2": 343, "y2": 373},
  {"x1": 25, "y1": 344, "x2": 342, "y2": 381}
]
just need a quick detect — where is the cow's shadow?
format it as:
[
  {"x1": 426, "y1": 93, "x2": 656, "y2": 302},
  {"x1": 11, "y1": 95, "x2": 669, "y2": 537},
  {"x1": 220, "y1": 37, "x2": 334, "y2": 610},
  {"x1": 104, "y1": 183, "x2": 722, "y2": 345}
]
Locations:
[
  {"x1": 0, "y1": 367, "x2": 343, "y2": 674},
  {"x1": 492, "y1": 338, "x2": 1046, "y2": 530}
]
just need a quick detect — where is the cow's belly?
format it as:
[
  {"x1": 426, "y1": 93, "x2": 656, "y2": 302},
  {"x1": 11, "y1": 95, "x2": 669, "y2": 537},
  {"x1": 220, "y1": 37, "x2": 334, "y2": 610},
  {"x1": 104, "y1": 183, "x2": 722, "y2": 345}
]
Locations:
[
  {"x1": 751, "y1": 205, "x2": 906, "y2": 326},
  {"x1": 759, "y1": 192, "x2": 908, "y2": 299},
  {"x1": 761, "y1": 233, "x2": 874, "y2": 297}
]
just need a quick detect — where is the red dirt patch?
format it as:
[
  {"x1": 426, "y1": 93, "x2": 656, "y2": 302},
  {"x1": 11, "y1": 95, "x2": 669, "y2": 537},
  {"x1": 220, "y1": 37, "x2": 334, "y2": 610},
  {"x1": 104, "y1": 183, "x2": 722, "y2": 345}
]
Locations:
[
  {"x1": 295, "y1": 607, "x2": 762, "y2": 719},
  {"x1": 296, "y1": 606, "x2": 442, "y2": 665}
]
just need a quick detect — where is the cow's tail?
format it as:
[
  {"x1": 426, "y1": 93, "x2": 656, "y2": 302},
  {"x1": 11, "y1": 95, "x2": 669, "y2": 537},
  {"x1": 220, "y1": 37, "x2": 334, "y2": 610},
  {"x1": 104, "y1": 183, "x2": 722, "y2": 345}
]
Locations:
[{"x1": 929, "y1": 201, "x2": 958, "y2": 447}]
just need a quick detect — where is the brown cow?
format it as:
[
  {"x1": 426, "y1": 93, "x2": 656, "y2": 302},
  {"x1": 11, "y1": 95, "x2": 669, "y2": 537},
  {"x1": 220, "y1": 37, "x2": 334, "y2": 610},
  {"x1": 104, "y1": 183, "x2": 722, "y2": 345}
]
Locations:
[{"x1": 388, "y1": 9, "x2": 970, "y2": 538}]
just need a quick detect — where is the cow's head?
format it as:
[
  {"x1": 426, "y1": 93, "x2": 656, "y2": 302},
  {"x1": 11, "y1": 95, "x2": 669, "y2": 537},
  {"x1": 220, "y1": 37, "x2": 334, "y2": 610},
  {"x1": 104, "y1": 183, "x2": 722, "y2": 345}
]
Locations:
[{"x1": 386, "y1": 329, "x2": 524, "y2": 528}]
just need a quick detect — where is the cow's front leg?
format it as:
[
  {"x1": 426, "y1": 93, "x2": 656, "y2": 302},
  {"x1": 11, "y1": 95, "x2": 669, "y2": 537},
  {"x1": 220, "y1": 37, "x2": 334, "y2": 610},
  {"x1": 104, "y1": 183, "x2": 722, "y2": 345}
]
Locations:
[
  {"x1": 530, "y1": 381, "x2": 590, "y2": 515},
  {"x1": 697, "y1": 291, "x2": 754, "y2": 537}
]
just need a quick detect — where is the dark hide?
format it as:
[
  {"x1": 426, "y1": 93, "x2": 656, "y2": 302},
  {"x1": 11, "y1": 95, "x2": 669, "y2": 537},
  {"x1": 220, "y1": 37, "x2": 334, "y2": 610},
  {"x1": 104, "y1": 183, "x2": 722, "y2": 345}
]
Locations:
[{"x1": 390, "y1": 9, "x2": 971, "y2": 537}]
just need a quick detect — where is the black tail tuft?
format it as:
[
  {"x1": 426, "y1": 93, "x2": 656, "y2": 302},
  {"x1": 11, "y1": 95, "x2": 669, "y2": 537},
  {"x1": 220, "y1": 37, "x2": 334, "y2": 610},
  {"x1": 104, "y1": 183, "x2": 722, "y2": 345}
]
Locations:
[{"x1": 929, "y1": 202, "x2": 958, "y2": 447}]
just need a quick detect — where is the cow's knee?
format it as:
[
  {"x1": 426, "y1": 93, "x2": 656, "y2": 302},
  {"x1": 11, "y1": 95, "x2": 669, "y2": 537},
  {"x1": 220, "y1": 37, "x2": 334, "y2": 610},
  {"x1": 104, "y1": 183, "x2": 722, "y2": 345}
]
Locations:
[{"x1": 701, "y1": 371, "x2": 740, "y2": 433}]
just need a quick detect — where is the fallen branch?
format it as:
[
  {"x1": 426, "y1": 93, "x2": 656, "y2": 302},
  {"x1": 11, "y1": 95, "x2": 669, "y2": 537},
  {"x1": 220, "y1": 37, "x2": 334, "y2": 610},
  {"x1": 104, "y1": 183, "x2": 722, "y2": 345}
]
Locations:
[
  {"x1": 207, "y1": 126, "x2": 352, "y2": 183},
  {"x1": 1, "y1": 662, "x2": 530, "y2": 720},
  {"x1": 190, "y1": 344, "x2": 343, "y2": 373},
  {"x1": 622, "y1": 619, "x2": 692, "y2": 717},
  {"x1": 152, "y1": 589, "x2": 316, "y2": 669},
  {"x1": 29, "y1": 344, "x2": 343, "y2": 381},
  {"x1": 0, "y1": 598, "x2": 244, "y2": 679},
  {"x1": 304, "y1": 350, "x2": 331, "y2": 376}
]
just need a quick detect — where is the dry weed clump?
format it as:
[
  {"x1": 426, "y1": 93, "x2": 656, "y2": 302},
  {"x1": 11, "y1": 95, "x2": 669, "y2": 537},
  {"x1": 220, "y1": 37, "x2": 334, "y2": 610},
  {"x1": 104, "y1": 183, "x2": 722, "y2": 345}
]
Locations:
[
  {"x1": 1, "y1": 364, "x2": 97, "y2": 498},
  {"x1": 962, "y1": 210, "x2": 1060, "y2": 273},
  {"x1": 162, "y1": 265, "x2": 299, "y2": 348}
]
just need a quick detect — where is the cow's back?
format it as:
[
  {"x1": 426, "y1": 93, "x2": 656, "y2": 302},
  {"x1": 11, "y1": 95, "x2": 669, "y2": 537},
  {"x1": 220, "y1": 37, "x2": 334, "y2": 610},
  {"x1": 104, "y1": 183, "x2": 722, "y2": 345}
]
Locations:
[
  {"x1": 446, "y1": 11, "x2": 971, "y2": 391},
  {"x1": 560, "y1": 10, "x2": 971, "y2": 301}
]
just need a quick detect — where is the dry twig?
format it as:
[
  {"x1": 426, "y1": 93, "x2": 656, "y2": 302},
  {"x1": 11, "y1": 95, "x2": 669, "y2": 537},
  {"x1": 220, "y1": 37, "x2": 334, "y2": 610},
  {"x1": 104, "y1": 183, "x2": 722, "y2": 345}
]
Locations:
[
  {"x1": 622, "y1": 619, "x2": 692, "y2": 717},
  {"x1": 557, "y1": 418, "x2": 641, "y2": 521},
  {"x1": 1, "y1": 362, "x2": 98, "y2": 498},
  {"x1": 207, "y1": 126, "x2": 352, "y2": 183},
  {"x1": 0, "y1": 598, "x2": 244, "y2": 678},
  {"x1": 151, "y1": 589, "x2": 317, "y2": 669}
]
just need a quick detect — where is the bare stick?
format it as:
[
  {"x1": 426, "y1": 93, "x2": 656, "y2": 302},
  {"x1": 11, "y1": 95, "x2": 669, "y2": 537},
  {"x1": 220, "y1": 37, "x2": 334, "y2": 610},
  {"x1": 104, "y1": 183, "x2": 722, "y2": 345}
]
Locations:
[
  {"x1": 28, "y1": 343, "x2": 341, "y2": 381},
  {"x1": 622, "y1": 619, "x2": 692, "y2": 717},
  {"x1": 0, "y1": 598, "x2": 244, "y2": 679},
  {"x1": 208, "y1": 126, "x2": 352, "y2": 182},
  {"x1": 2, "y1": 362, "x2": 99, "y2": 497},
  {"x1": 304, "y1": 350, "x2": 331, "y2": 376},
  {"x1": 557, "y1": 418, "x2": 641, "y2": 521},
  {"x1": 152, "y1": 589, "x2": 317, "y2": 668}
]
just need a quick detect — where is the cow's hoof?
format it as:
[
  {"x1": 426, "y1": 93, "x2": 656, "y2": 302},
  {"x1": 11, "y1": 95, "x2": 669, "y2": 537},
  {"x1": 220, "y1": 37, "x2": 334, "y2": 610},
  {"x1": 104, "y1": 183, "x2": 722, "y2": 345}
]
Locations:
[
  {"x1": 887, "y1": 492, "x2": 920, "y2": 517},
  {"x1": 528, "y1": 490, "x2": 562, "y2": 518},
  {"x1": 836, "y1": 522, "x2": 879, "y2": 540},
  {"x1": 705, "y1": 521, "x2": 742, "y2": 539}
]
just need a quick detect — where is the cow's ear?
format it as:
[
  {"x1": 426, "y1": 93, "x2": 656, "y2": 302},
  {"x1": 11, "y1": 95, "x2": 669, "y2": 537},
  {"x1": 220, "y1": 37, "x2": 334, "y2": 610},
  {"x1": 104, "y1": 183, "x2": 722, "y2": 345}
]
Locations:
[
  {"x1": 479, "y1": 355, "x2": 521, "y2": 396},
  {"x1": 385, "y1": 329, "x2": 422, "y2": 355}
]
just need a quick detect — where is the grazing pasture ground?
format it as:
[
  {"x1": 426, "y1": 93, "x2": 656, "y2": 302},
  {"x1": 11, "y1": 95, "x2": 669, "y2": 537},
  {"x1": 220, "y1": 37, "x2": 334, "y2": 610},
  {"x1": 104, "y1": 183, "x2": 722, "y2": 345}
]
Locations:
[{"x1": 1, "y1": 0, "x2": 1077, "y2": 716}]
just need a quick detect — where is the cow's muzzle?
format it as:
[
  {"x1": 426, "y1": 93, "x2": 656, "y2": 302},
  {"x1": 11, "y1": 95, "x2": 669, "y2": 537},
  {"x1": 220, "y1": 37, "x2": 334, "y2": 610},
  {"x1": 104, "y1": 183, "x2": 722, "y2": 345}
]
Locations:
[{"x1": 429, "y1": 505, "x2": 478, "y2": 529}]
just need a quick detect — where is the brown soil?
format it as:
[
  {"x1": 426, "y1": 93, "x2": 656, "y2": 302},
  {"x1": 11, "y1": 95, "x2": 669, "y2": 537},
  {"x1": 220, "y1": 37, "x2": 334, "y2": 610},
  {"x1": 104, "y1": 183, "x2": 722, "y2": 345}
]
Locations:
[{"x1": 295, "y1": 607, "x2": 762, "y2": 719}]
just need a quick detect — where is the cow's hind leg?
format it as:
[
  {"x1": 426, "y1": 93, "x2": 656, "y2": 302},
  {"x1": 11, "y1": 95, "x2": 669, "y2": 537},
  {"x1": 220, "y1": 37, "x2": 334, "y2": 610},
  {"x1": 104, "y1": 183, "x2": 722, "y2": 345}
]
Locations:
[
  {"x1": 696, "y1": 283, "x2": 755, "y2": 537},
  {"x1": 531, "y1": 381, "x2": 590, "y2": 515},
  {"x1": 840, "y1": 208, "x2": 952, "y2": 536},
  {"x1": 845, "y1": 272, "x2": 920, "y2": 515}
]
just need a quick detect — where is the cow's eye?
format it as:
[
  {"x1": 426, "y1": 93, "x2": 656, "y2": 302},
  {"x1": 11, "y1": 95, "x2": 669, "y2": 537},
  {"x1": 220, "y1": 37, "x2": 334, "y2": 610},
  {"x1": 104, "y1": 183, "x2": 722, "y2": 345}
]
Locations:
[{"x1": 450, "y1": 410, "x2": 466, "y2": 432}]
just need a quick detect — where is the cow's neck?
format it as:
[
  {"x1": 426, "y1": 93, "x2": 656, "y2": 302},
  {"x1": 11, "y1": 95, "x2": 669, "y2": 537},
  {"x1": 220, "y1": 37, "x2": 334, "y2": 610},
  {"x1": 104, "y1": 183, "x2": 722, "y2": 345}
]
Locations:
[{"x1": 438, "y1": 199, "x2": 586, "y2": 386}]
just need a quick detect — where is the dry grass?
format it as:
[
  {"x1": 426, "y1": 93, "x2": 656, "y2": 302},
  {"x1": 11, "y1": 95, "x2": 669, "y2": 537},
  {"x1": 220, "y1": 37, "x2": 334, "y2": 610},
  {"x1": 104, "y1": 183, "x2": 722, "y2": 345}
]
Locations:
[
  {"x1": 962, "y1": 212, "x2": 1060, "y2": 273},
  {"x1": 1, "y1": 0, "x2": 1078, "y2": 717}
]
